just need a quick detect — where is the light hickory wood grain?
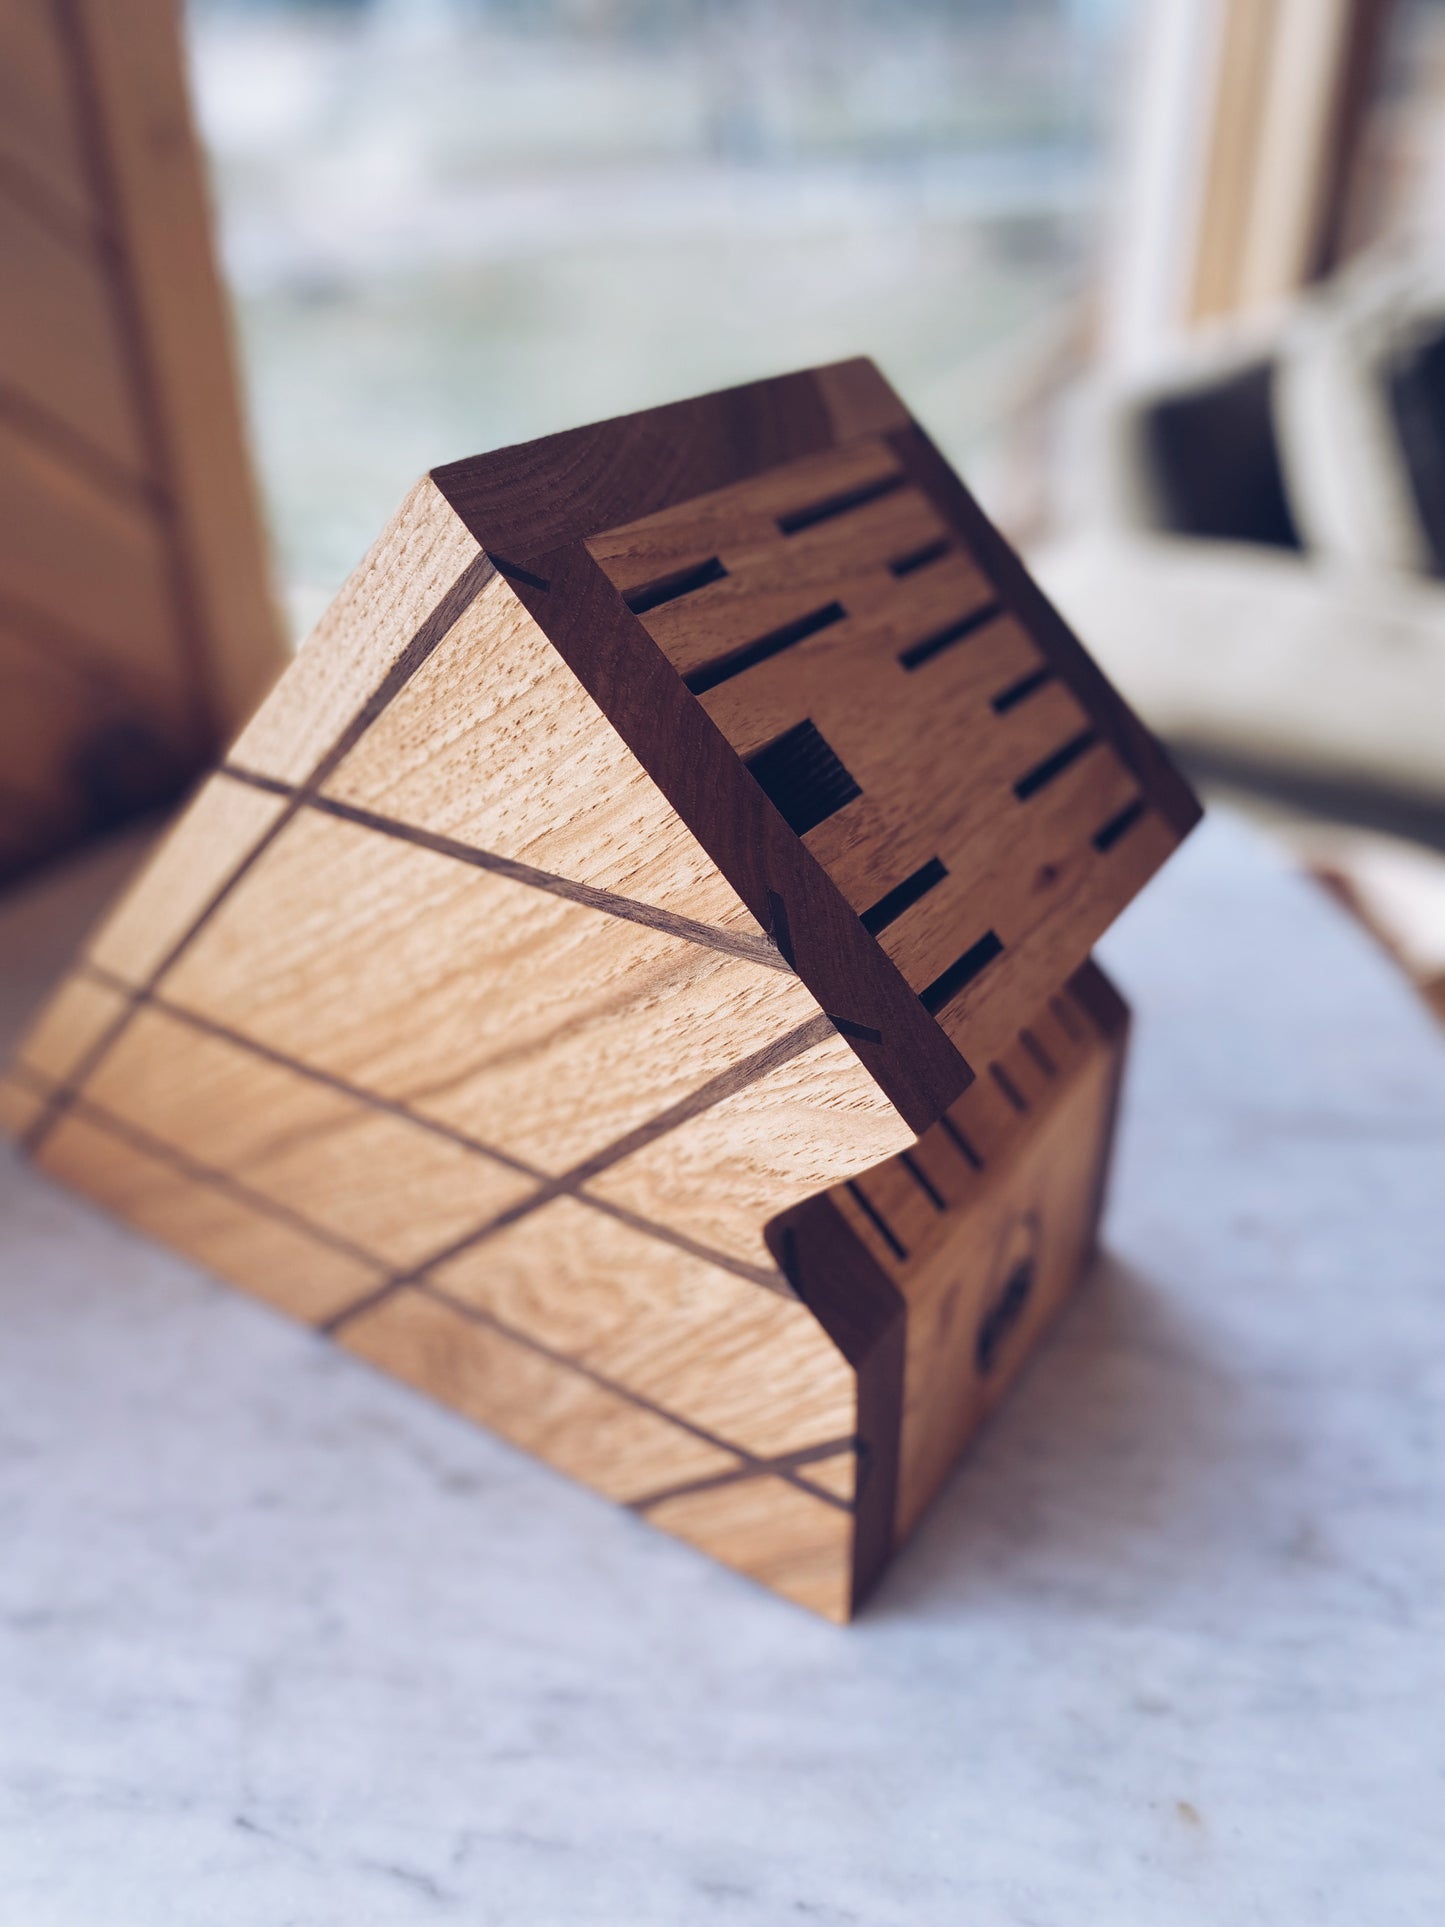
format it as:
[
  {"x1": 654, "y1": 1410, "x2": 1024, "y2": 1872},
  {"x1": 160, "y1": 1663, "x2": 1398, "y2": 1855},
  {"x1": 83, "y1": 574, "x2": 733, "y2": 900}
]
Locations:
[{"x1": 231, "y1": 478, "x2": 483, "y2": 787}]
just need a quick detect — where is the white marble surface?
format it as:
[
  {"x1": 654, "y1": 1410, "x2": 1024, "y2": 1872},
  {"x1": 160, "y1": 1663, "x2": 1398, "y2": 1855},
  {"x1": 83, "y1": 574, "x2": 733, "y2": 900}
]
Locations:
[{"x1": 1, "y1": 812, "x2": 1442, "y2": 1926}]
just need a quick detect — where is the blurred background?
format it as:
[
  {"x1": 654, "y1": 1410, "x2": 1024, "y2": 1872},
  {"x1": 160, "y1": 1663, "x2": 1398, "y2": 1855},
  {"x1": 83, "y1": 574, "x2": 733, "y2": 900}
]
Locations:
[
  {"x1": 5, "y1": 0, "x2": 1445, "y2": 1014},
  {"x1": 187, "y1": 0, "x2": 1445, "y2": 1016}
]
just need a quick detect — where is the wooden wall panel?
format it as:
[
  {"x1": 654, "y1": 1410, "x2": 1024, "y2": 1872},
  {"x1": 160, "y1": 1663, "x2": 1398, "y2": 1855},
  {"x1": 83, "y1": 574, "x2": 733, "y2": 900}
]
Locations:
[
  {"x1": 0, "y1": 187, "x2": 150, "y2": 478},
  {"x1": 0, "y1": 617, "x2": 189, "y2": 876},
  {"x1": 0, "y1": 0, "x2": 98, "y2": 237},
  {"x1": 73, "y1": 0, "x2": 283, "y2": 730},
  {"x1": 0, "y1": 419, "x2": 184, "y2": 681},
  {"x1": 0, "y1": 0, "x2": 284, "y2": 886}
]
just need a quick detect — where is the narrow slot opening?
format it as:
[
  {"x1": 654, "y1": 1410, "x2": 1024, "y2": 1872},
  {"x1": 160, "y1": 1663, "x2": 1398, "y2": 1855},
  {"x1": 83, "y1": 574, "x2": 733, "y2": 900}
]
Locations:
[
  {"x1": 889, "y1": 537, "x2": 950, "y2": 578},
  {"x1": 684, "y1": 601, "x2": 845, "y2": 696},
  {"x1": 900, "y1": 1151, "x2": 946, "y2": 1212},
  {"x1": 990, "y1": 1063, "x2": 1030, "y2": 1113},
  {"x1": 991, "y1": 666, "x2": 1052, "y2": 714},
  {"x1": 847, "y1": 1179, "x2": 908, "y2": 1262},
  {"x1": 898, "y1": 599, "x2": 1004, "y2": 671},
  {"x1": 1093, "y1": 797, "x2": 1147, "y2": 852},
  {"x1": 859, "y1": 856, "x2": 948, "y2": 936},
  {"x1": 919, "y1": 930, "x2": 1003, "y2": 1014},
  {"x1": 777, "y1": 471, "x2": 904, "y2": 536},
  {"x1": 1019, "y1": 1028, "x2": 1057, "y2": 1078},
  {"x1": 940, "y1": 1115, "x2": 984, "y2": 1171},
  {"x1": 1014, "y1": 729, "x2": 1098, "y2": 802},
  {"x1": 624, "y1": 555, "x2": 728, "y2": 615}
]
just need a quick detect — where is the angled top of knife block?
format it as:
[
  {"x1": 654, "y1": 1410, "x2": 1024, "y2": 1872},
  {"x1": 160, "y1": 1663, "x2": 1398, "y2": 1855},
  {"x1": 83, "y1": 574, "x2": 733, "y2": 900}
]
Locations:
[{"x1": 3, "y1": 359, "x2": 1200, "y2": 1618}]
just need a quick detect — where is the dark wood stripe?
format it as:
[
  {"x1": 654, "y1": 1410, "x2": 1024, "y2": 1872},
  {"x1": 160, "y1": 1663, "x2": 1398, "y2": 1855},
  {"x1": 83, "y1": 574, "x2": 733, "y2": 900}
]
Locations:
[
  {"x1": 40, "y1": 1095, "x2": 823, "y2": 1503},
  {"x1": 629, "y1": 1437, "x2": 858, "y2": 1514},
  {"x1": 406, "y1": 1281, "x2": 840, "y2": 1511},
  {"x1": 314, "y1": 557, "x2": 502, "y2": 790},
  {"x1": 77, "y1": 962, "x2": 791, "y2": 1296},
  {"x1": 321, "y1": 1012, "x2": 838, "y2": 1333},
  {"x1": 846, "y1": 1178, "x2": 908, "y2": 1263},
  {"x1": 1014, "y1": 729, "x2": 1099, "y2": 802},
  {"x1": 22, "y1": 554, "x2": 498, "y2": 1158},
  {"x1": 389, "y1": 1014, "x2": 838, "y2": 1284},
  {"x1": 58, "y1": 1092, "x2": 389, "y2": 1274},
  {"x1": 860, "y1": 856, "x2": 947, "y2": 936},
  {"x1": 898, "y1": 599, "x2": 1003, "y2": 671},
  {"x1": 683, "y1": 600, "x2": 846, "y2": 696},
  {"x1": 219, "y1": 767, "x2": 790, "y2": 974}
]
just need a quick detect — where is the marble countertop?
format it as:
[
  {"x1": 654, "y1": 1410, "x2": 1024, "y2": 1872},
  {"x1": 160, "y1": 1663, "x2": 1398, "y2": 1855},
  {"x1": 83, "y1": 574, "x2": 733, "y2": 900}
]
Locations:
[{"x1": 1, "y1": 810, "x2": 1442, "y2": 1926}]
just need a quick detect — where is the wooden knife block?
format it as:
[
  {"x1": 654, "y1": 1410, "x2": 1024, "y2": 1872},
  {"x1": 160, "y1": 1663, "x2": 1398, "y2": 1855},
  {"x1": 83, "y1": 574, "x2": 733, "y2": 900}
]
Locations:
[{"x1": 2, "y1": 361, "x2": 1198, "y2": 1617}]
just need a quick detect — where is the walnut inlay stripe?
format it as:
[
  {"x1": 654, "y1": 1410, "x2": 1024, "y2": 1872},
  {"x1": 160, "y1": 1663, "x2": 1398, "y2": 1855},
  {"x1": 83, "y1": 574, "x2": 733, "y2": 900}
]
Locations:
[
  {"x1": 21, "y1": 552, "x2": 499, "y2": 1158},
  {"x1": 219, "y1": 765, "x2": 789, "y2": 974},
  {"x1": 400, "y1": 1282, "x2": 847, "y2": 1511},
  {"x1": 36, "y1": 1098, "x2": 828, "y2": 1508},
  {"x1": 76, "y1": 961, "x2": 790, "y2": 1295},
  {"x1": 321, "y1": 1011, "x2": 839, "y2": 1330},
  {"x1": 629, "y1": 1437, "x2": 857, "y2": 1514}
]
